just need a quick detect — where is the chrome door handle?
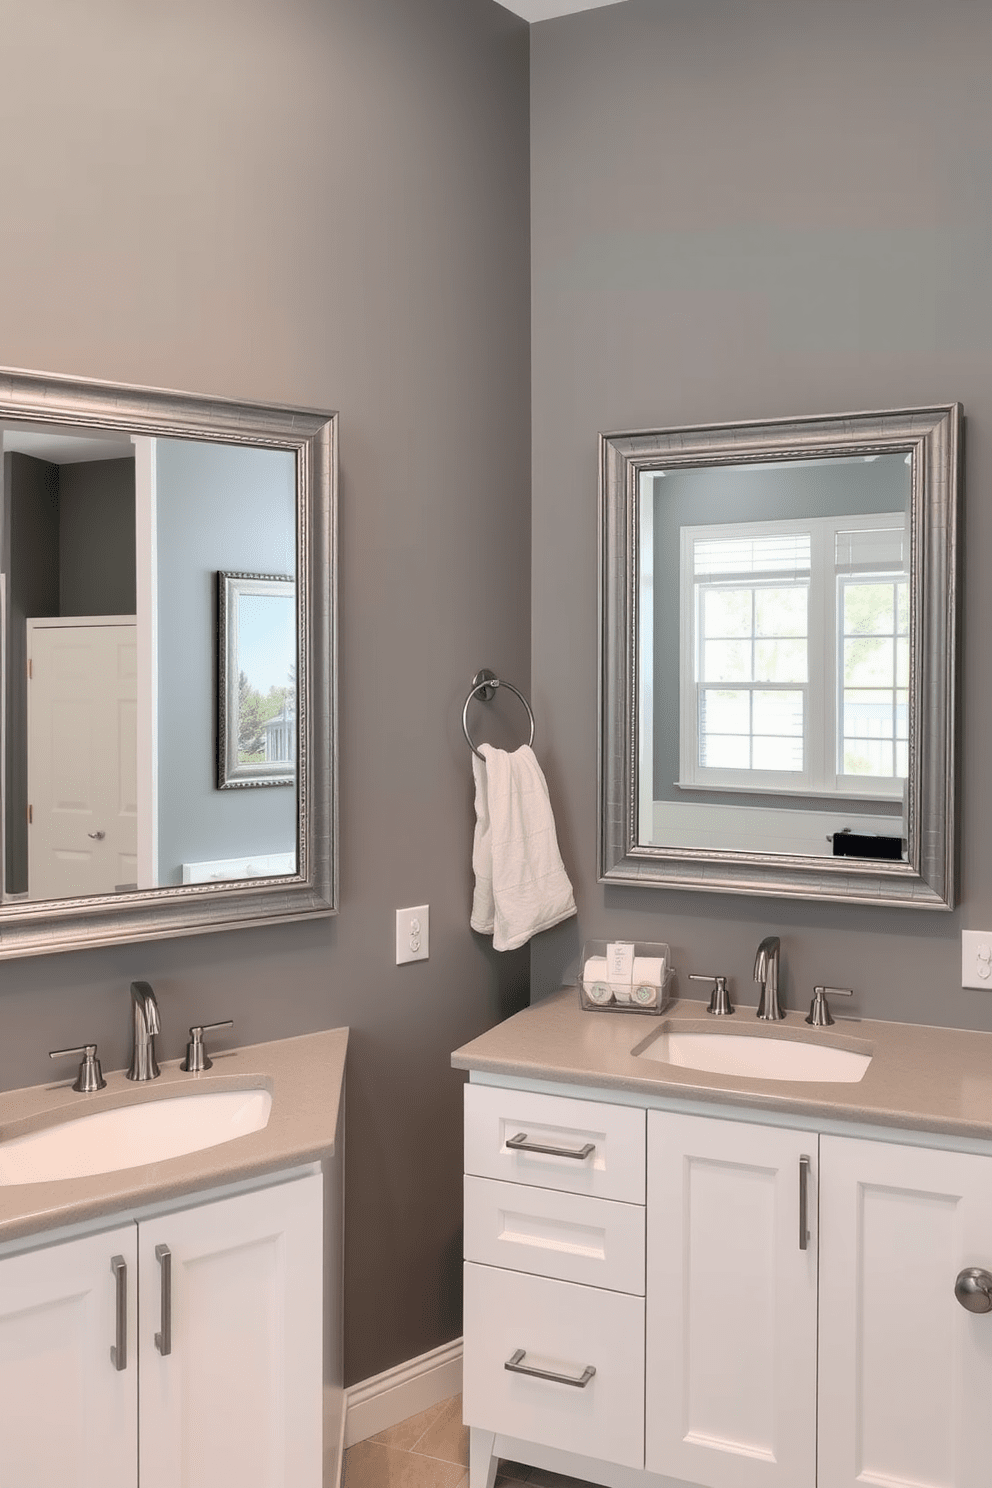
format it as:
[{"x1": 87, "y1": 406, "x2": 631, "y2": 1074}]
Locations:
[
  {"x1": 799, "y1": 1155, "x2": 811, "y2": 1251},
  {"x1": 87, "y1": 831, "x2": 106, "y2": 840},
  {"x1": 955, "y1": 1267, "x2": 992, "y2": 1313},
  {"x1": 110, "y1": 1254, "x2": 127, "y2": 1370},
  {"x1": 506, "y1": 1132, "x2": 595, "y2": 1160},
  {"x1": 504, "y1": 1348, "x2": 595, "y2": 1388},
  {"x1": 154, "y1": 1243, "x2": 172, "y2": 1354}
]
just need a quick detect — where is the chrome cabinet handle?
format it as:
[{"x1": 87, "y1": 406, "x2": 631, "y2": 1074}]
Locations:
[
  {"x1": 799, "y1": 1155, "x2": 811, "y2": 1251},
  {"x1": 506, "y1": 1132, "x2": 595, "y2": 1161},
  {"x1": 504, "y1": 1348, "x2": 595, "y2": 1388},
  {"x1": 110, "y1": 1255, "x2": 127, "y2": 1370},
  {"x1": 87, "y1": 831, "x2": 106, "y2": 840},
  {"x1": 154, "y1": 1243, "x2": 172, "y2": 1355},
  {"x1": 955, "y1": 1267, "x2": 992, "y2": 1313}
]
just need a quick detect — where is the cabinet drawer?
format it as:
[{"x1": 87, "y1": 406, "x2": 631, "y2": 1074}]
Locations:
[
  {"x1": 465, "y1": 1175, "x2": 644, "y2": 1294},
  {"x1": 463, "y1": 1261, "x2": 644, "y2": 1468},
  {"x1": 465, "y1": 1084, "x2": 645, "y2": 1202}
]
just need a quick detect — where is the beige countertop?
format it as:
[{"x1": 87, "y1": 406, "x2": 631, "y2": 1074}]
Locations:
[
  {"x1": 0, "y1": 1026, "x2": 348, "y2": 1244},
  {"x1": 452, "y1": 988, "x2": 992, "y2": 1142}
]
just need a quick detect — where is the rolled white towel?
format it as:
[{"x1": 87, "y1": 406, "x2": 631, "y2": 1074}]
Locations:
[
  {"x1": 633, "y1": 955, "x2": 665, "y2": 989},
  {"x1": 582, "y1": 956, "x2": 612, "y2": 1004}
]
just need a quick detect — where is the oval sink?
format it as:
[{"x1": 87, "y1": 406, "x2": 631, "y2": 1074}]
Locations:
[
  {"x1": 637, "y1": 1030, "x2": 871, "y2": 1083},
  {"x1": 0, "y1": 1087, "x2": 272, "y2": 1186}
]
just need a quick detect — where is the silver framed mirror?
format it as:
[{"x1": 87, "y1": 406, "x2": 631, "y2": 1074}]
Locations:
[
  {"x1": 0, "y1": 366, "x2": 336, "y2": 957},
  {"x1": 600, "y1": 405, "x2": 960, "y2": 909}
]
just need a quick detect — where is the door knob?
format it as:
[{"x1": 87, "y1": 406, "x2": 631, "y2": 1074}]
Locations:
[{"x1": 954, "y1": 1267, "x2": 992, "y2": 1313}]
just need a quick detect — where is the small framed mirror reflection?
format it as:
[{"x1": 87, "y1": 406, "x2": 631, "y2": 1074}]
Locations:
[
  {"x1": 600, "y1": 405, "x2": 960, "y2": 909},
  {"x1": 217, "y1": 572, "x2": 296, "y2": 792},
  {"x1": 0, "y1": 366, "x2": 336, "y2": 957}
]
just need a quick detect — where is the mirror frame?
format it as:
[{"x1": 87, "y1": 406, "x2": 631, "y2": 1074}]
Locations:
[
  {"x1": 600, "y1": 404, "x2": 961, "y2": 909},
  {"x1": 0, "y1": 365, "x2": 337, "y2": 957}
]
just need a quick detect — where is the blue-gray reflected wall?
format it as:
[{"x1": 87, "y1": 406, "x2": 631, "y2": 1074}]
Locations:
[{"x1": 155, "y1": 438, "x2": 296, "y2": 885}]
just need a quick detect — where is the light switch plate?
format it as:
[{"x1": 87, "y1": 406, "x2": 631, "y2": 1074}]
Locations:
[
  {"x1": 961, "y1": 930, "x2": 992, "y2": 989},
  {"x1": 396, "y1": 905, "x2": 429, "y2": 965}
]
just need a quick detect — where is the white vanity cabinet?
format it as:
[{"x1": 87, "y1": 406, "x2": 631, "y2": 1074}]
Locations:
[
  {"x1": 463, "y1": 1084, "x2": 646, "y2": 1472},
  {"x1": 0, "y1": 1220, "x2": 138, "y2": 1486},
  {"x1": 464, "y1": 1078, "x2": 992, "y2": 1488},
  {"x1": 818, "y1": 1135, "x2": 992, "y2": 1488},
  {"x1": 645, "y1": 1110, "x2": 818, "y2": 1488},
  {"x1": 0, "y1": 1168, "x2": 323, "y2": 1488}
]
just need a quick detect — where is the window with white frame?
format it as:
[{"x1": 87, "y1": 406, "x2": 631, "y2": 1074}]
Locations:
[{"x1": 678, "y1": 513, "x2": 909, "y2": 798}]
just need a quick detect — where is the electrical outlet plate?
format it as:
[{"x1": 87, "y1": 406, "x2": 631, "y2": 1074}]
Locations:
[
  {"x1": 961, "y1": 930, "x2": 992, "y2": 989},
  {"x1": 396, "y1": 905, "x2": 429, "y2": 965}
]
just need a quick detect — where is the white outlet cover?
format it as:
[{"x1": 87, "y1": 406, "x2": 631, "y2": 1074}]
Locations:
[
  {"x1": 961, "y1": 930, "x2": 992, "y2": 989},
  {"x1": 396, "y1": 905, "x2": 429, "y2": 965}
]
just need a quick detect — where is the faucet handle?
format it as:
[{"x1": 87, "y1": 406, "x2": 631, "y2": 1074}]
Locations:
[
  {"x1": 688, "y1": 973, "x2": 735, "y2": 1016},
  {"x1": 806, "y1": 985, "x2": 853, "y2": 1027},
  {"x1": 181, "y1": 1020, "x2": 234, "y2": 1074},
  {"x1": 50, "y1": 1043, "x2": 107, "y2": 1093}
]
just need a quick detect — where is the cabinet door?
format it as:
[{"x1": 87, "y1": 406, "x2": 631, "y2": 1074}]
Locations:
[
  {"x1": 138, "y1": 1172, "x2": 323, "y2": 1488},
  {"x1": 0, "y1": 1222, "x2": 137, "y2": 1488},
  {"x1": 645, "y1": 1110, "x2": 817, "y2": 1488},
  {"x1": 819, "y1": 1135, "x2": 992, "y2": 1488}
]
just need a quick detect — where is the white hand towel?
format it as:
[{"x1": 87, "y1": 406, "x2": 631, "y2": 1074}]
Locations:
[{"x1": 471, "y1": 743, "x2": 576, "y2": 952}]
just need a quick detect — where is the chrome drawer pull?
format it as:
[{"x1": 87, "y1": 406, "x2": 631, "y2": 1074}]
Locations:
[
  {"x1": 799, "y1": 1155, "x2": 811, "y2": 1251},
  {"x1": 154, "y1": 1243, "x2": 172, "y2": 1356},
  {"x1": 506, "y1": 1132, "x2": 595, "y2": 1161},
  {"x1": 504, "y1": 1348, "x2": 596, "y2": 1388},
  {"x1": 110, "y1": 1254, "x2": 127, "y2": 1371}
]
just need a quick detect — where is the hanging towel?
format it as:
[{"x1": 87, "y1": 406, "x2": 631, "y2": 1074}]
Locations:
[{"x1": 471, "y1": 743, "x2": 576, "y2": 952}]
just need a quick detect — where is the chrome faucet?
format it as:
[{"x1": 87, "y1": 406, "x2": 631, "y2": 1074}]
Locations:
[
  {"x1": 127, "y1": 980, "x2": 161, "y2": 1081},
  {"x1": 753, "y1": 936, "x2": 784, "y2": 1020}
]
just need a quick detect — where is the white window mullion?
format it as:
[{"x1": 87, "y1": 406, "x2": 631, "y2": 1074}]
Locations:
[{"x1": 805, "y1": 522, "x2": 831, "y2": 793}]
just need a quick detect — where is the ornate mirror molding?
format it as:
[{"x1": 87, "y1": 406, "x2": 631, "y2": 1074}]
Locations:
[
  {"x1": 0, "y1": 366, "x2": 336, "y2": 957},
  {"x1": 600, "y1": 405, "x2": 960, "y2": 909}
]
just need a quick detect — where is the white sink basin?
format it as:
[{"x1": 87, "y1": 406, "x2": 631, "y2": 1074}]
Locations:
[
  {"x1": 0, "y1": 1087, "x2": 273, "y2": 1186},
  {"x1": 637, "y1": 1029, "x2": 871, "y2": 1083}
]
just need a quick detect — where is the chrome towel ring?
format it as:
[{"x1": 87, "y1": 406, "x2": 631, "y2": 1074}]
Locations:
[{"x1": 462, "y1": 669, "x2": 535, "y2": 760}]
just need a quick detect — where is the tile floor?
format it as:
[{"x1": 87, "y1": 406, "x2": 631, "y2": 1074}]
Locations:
[{"x1": 342, "y1": 1395, "x2": 596, "y2": 1488}]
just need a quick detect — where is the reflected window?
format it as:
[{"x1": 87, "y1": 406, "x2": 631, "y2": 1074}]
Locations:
[{"x1": 679, "y1": 513, "x2": 908, "y2": 798}]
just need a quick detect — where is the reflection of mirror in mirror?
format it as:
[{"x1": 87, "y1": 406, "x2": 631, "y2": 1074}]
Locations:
[
  {"x1": 2, "y1": 425, "x2": 298, "y2": 902},
  {"x1": 638, "y1": 453, "x2": 911, "y2": 859}
]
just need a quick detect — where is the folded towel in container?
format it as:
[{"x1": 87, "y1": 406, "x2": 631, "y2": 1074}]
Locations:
[{"x1": 471, "y1": 743, "x2": 576, "y2": 952}]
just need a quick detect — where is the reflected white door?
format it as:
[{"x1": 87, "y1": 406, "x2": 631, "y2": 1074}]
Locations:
[{"x1": 27, "y1": 617, "x2": 138, "y2": 899}]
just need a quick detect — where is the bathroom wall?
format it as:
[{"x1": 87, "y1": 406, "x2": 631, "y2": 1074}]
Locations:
[
  {"x1": 59, "y1": 457, "x2": 136, "y2": 616},
  {"x1": 0, "y1": 0, "x2": 531, "y2": 1384},
  {"x1": 530, "y1": 0, "x2": 992, "y2": 1029},
  {"x1": 155, "y1": 439, "x2": 296, "y2": 885}
]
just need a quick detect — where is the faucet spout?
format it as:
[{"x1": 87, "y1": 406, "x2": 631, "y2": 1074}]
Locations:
[
  {"x1": 753, "y1": 936, "x2": 783, "y2": 1021},
  {"x1": 127, "y1": 980, "x2": 161, "y2": 1081}
]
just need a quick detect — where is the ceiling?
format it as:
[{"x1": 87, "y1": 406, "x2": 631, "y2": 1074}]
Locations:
[{"x1": 494, "y1": 0, "x2": 627, "y2": 22}]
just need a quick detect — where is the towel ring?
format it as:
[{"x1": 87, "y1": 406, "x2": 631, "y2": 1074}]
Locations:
[{"x1": 462, "y1": 669, "x2": 535, "y2": 760}]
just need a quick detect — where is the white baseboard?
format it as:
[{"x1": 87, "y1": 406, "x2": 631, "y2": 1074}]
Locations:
[{"x1": 344, "y1": 1338, "x2": 463, "y2": 1448}]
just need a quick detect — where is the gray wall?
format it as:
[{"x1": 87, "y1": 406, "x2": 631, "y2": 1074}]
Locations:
[
  {"x1": 530, "y1": 0, "x2": 992, "y2": 1029},
  {"x1": 59, "y1": 457, "x2": 136, "y2": 617},
  {"x1": 155, "y1": 438, "x2": 296, "y2": 885},
  {"x1": 0, "y1": 0, "x2": 530, "y2": 1384}
]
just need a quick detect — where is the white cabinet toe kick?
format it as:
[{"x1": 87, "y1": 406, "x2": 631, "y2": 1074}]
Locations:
[{"x1": 463, "y1": 1080, "x2": 992, "y2": 1488}]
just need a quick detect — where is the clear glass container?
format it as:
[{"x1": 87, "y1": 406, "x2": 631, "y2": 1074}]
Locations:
[{"x1": 577, "y1": 939, "x2": 672, "y2": 1014}]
